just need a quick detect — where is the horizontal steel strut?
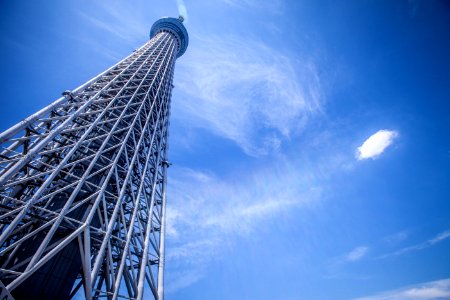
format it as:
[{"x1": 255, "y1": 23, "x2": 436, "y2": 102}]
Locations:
[{"x1": 0, "y1": 16, "x2": 189, "y2": 300}]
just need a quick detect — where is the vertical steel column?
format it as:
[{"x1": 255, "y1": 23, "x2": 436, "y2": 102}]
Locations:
[{"x1": 0, "y1": 17, "x2": 188, "y2": 300}]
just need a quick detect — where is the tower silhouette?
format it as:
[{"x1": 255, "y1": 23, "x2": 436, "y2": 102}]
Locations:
[{"x1": 0, "y1": 17, "x2": 188, "y2": 300}]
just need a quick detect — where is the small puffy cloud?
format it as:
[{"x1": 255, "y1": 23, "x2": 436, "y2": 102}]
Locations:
[
  {"x1": 346, "y1": 246, "x2": 369, "y2": 262},
  {"x1": 357, "y1": 130, "x2": 398, "y2": 160}
]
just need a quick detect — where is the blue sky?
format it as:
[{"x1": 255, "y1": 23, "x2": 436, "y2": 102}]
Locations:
[{"x1": 1, "y1": 1, "x2": 450, "y2": 299}]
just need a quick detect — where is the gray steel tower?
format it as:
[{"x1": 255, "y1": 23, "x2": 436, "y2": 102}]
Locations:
[{"x1": 0, "y1": 17, "x2": 188, "y2": 300}]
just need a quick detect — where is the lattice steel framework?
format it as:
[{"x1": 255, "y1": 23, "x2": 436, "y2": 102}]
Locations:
[{"x1": 0, "y1": 17, "x2": 188, "y2": 300}]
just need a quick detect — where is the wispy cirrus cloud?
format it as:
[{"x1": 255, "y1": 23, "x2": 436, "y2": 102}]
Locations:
[
  {"x1": 164, "y1": 114, "x2": 364, "y2": 292},
  {"x1": 221, "y1": 0, "x2": 284, "y2": 12},
  {"x1": 354, "y1": 278, "x2": 450, "y2": 300},
  {"x1": 329, "y1": 228, "x2": 449, "y2": 278},
  {"x1": 382, "y1": 230, "x2": 409, "y2": 245},
  {"x1": 380, "y1": 229, "x2": 450, "y2": 258},
  {"x1": 345, "y1": 246, "x2": 369, "y2": 262},
  {"x1": 166, "y1": 163, "x2": 320, "y2": 240},
  {"x1": 67, "y1": 3, "x2": 150, "y2": 63},
  {"x1": 175, "y1": 35, "x2": 322, "y2": 156},
  {"x1": 165, "y1": 157, "x2": 325, "y2": 293},
  {"x1": 336, "y1": 229, "x2": 450, "y2": 264},
  {"x1": 74, "y1": 2, "x2": 148, "y2": 49},
  {"x1": 357, "y1": 130, "x2": 398, "y2": 160},
  {"x1": 325, "y1": 245, "x2": 372, "y2": 280},
  {"x1": 77, "y1": 11, "x2": 133, "y2": 42}
]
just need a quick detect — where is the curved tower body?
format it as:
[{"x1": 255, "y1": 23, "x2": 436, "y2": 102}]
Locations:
[{"x1": 0, "y1": 17, "x2": 188, "y2": 300}]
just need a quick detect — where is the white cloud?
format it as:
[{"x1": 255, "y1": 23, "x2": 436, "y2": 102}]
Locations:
[
  {"x1": 72, "y1": 3, "x2": 149, "y2": 62},
  {"x1": 164, "y1": 135, "x2": 357, "y2": 292},
  {"x1": 165, "y1": 160, "x2": 324, "y2": 293},
  {"x1": 165, "y1": 269, "x2": 204, "y2": 293},
  {"x1": 76, "y1": 3, "x2": 148, "y2": 44},
  {"x1": 222, "y1": 0, "x2": 284, "y2": 12},
  {"x1": 166, "y1": 165, "x2": 318, "y2": 238},
  {"x1": 355, "y1": 278, "x2": 450, "y2": 300},
  {"x1": 429, "y1": 230, "x2": 450, "y2": 244},
  {"x1": 382, "y1": 230, "x2": 409, "y2": 245},
  {"x1": 345, "y1": 246, "x2": 369, "y2": 262},
  {"x1": 175, "y1": 35, "x2": 322, "y2": 156},
  {"x1": 381, "y1": 229, "x2": 450, "y2": 258},
  {"x1": 357, "y1": 130, "x2": 398, "y2": 160}
]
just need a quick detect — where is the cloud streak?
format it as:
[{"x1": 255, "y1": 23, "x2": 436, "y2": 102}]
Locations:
[
  {"x1": 175, "y1": 35, "x2": 322, "y2": 156},
  {"x1": 354, "y1": 278, "x2": 450, "y2": 300},
  {"x1": 165, "y1": 157, "x2": 324, "y2": 293},
  {"x1": 357, "y1": 130, "x2": 398, "y2": 160},
  {"x1": 381, "y1": 229, "x2": 450, "y2": 258},
  {"x1": 221, "y1": 0, "x2": 284, "y2": 13},
  {"x1": 382, "y1": 230, "x2": 409, "y2": 245},
  {"x1": 76, "y1": 3, "x2": 148, "y2": 45},
  {"x1": 345, "y1": 246, "x2": 369, "y2": 262}
]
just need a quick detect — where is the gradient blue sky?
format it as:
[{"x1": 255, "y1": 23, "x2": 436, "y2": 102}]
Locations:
[{"x1": 1, "y1": 1, "x2": 450, "y2": 299}]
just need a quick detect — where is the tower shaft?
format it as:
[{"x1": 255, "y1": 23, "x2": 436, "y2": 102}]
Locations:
[{"x1": 0, "y1": 17, "x2": 188, "y2": 300}]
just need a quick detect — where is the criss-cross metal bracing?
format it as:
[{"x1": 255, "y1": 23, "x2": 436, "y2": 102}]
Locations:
[{"x1": 0, "y1": 27, "x2": 180, "y2": 300}]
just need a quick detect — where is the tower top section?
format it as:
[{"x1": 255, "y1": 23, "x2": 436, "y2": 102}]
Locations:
[{"x1": 150, "y1": 17, "x2": 189, "y2": 58}]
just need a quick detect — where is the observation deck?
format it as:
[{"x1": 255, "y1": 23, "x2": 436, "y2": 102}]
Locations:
[{"x1": 150, "y1": 17, "x2": 189, "y2": 58}]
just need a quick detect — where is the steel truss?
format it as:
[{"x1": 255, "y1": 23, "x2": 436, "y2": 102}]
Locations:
[{"x1": 0, "y1": 21, "x2": 185, "y2": 299}]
